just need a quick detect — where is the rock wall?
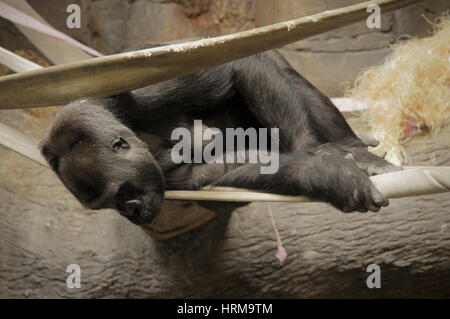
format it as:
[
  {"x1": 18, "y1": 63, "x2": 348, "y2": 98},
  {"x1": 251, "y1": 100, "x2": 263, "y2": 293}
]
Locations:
[
  {"x1": 21, "y1": 0, "x2": 449, "y2": 96},
  {"x1": 0, "y1": 110, "x2": 449, "y2": 298}
]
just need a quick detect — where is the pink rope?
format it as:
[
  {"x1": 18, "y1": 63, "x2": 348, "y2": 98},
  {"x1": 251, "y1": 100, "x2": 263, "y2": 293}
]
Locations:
[
  {"x1": 404, "y1": 115, "x2": 421, "y2": 138},
  {"x1": 0, "y1": 1, "x2": 103, "y2": 57},
  {"x1": 267, "y1": 204, "x2": 287, "y2": 265}
]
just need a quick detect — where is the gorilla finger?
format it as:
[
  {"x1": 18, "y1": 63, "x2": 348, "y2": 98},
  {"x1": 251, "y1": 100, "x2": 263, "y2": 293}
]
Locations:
[
  {"x1": 362, "y1": 188, "x2": 380, "y2": 212},
  {"x1": 341, "y1": 204, "x2": 354, "y2": 213},
  {"x1": 368, "y1": 202, "x2": 381, "y2": 212},
  {"x1": 371, "y1": 185, "x2": 389, "y2": 207}
]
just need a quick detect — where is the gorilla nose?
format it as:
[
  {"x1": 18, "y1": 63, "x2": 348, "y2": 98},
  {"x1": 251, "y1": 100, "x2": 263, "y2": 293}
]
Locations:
[{"x1": 124, "y1": 199, "x2": 142, "y2": 216}]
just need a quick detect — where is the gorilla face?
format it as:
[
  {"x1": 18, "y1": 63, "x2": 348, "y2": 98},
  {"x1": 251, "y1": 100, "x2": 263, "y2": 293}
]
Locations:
[{"x1": 40, "y1": 99, "x2": 165, "y2": 225}]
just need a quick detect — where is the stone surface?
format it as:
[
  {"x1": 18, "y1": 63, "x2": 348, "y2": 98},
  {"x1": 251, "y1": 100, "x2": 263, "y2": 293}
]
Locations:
[
  {"x1": 279, "y1": 48, "x2": 391, "y2": 97},
  {"x1": 0, "y1": 109, "x2": 449, "y2": 298}
]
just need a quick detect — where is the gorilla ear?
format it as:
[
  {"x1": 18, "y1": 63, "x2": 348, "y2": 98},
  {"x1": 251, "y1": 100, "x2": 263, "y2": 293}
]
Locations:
[{"x1": 111, "y1": 137, "x2": 130, "y2": 152}]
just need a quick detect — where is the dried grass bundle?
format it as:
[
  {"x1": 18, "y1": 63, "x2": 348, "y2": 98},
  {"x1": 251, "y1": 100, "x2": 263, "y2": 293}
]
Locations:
[{"x1": 346, "y1": 13, "x2": 450, "y2": 165}]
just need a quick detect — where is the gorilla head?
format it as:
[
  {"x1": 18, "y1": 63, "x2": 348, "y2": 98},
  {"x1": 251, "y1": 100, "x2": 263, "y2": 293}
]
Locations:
[{"x1": 40, "y1": 99, "x2": 164, "y2": 225}]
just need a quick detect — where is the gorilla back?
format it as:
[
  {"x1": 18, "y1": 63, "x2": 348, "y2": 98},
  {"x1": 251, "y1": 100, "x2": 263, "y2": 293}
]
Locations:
[{"x1": 41, "y1": 49, "x2": 398, "y2": 225}]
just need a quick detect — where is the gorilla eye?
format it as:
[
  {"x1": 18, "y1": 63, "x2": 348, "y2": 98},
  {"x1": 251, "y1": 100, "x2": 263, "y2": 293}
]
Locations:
[{"x1": 111, "y1": 137, "x2": 130, "y2": 152}]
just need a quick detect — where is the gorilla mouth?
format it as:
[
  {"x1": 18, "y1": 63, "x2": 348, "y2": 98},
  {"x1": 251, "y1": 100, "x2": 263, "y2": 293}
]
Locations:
[{"x1": 114, "y1": 182, "x2": 159, "y2": 225}]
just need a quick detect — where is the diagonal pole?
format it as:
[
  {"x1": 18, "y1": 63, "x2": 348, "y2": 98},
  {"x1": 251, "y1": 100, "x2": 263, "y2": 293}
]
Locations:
[{"x1": 0, "y1": 0, "x2": 426, "y2": 109}]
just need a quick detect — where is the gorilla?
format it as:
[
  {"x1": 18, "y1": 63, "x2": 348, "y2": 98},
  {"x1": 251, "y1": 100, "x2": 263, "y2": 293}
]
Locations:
[{"x1": 40, "y1": 46, "x2": 399, "y2": 225}]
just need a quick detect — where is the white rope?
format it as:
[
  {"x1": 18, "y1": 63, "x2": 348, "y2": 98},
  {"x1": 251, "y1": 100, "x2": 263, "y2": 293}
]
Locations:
[{"x1": 0, "y1": 46, "x2": 41, "y2": 72}]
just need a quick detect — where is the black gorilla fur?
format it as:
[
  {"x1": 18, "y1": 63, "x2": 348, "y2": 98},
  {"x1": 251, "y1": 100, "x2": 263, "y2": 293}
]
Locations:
[{"x1": 41, "y1": 48, "x2": 398, "y2": 225}]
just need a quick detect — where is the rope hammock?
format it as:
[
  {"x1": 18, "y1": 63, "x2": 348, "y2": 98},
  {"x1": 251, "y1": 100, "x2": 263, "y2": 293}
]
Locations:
[{"x1": 0, "y1": 0, "x2": 449, "y2": 204}]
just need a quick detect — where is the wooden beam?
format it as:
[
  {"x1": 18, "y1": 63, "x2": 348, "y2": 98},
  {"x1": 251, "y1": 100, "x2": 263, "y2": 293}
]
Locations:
[{"x1": 0, "y1": 0, "x2": 425, "y2": 109}]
